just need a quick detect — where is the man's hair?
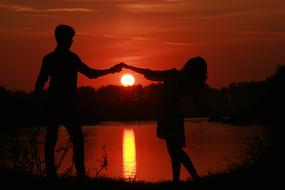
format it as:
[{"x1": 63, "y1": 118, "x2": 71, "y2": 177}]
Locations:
[
  {"x1": 182, "y1": 56, "x2": 208, "y2": 84},
  {"x1": 55, "y1": 24, "x2": 75, "y2": 42}
]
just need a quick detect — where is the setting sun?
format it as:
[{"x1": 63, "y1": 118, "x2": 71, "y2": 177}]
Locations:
[{"x1": 120, "y1": 74, "x2": 135, "y2": 87}]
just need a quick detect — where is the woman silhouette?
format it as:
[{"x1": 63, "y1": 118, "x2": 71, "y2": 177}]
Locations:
[{"x1": 122, "y1": 57, "x2": 209, "y2": 182}]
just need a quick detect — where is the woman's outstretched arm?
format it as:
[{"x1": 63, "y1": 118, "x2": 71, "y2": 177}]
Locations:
[
  {"x1": 122, "y1": 63, "x2": 151, "y2": 75},
  {"x1": 122, "y1": 63, "x2": 176, "y2": 81}
]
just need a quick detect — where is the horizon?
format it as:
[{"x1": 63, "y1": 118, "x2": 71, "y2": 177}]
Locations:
[
  {"x1": 1, "y1": 0, "x2": 285, "y2": 91},
  {"x1": 0, "y1": 72, "x2": 277, "y2": 92}
]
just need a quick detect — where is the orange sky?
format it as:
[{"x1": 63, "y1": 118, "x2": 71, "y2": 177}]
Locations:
[{"x1": 0, "y1": 0, "x2": 285, "y2": 91}]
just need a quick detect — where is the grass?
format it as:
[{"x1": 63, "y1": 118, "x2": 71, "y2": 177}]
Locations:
[{"x1": 0, "y1": 158, "x2": 283, "y2": 190}]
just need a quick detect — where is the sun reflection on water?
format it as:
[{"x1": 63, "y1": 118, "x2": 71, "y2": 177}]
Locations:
[{"x1": 123, "y1": 129, "x2": 136, "y2": 179}]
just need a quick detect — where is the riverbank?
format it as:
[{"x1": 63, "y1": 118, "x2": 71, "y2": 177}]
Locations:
[
  {"x1": 1, "y1": 119, "x2": 283, "y2": 189},
  {"x1": 1, "y1": 137, "x2": 283, "y2": 190}
]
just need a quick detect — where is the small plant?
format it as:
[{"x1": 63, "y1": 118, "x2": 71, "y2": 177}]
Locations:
[
  {"x1": 124, "y1": 175, "x2": 137, "y2": 183},
  {"x1": 0, "y1": 127, "x2": 74, "y2": 176},
  {"x1": 94, "y1": 145, "x2": 108, "y2": 178},
  {"x1": 0, "y1": 128, "x2": 45, "y2": 175}
]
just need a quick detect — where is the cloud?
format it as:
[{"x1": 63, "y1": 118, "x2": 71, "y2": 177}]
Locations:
[
  {"x1": 0, "y1": 26, "x2": 50, "y2": 36},
  {"x1": 116, "y1": 0, "x2": 268, "y2": 20},
  {"x1": 198, "y1": 10, "x2": 252, "y2": 19},
  {"x1": 60, "y1": 0, "x2": 127, "y2": 1},
  {"x1": 162, "y1": 41, "x2": 193, "y2": 46},
  {"x1": 240, "y1": 30, "x2": 285, "y2": 35},
  {"x1": 239, "y1": 30, "x2": 285, "y2": 40},
  {"x1": 0, "y1": 4, "x2": 93, "y2": 13},
  {"x1": 112, "y1": 55, "x2": 144, "y2": 63},
  {"x1": 118, "y1": 2, "x2": 187, "y2": 13}
]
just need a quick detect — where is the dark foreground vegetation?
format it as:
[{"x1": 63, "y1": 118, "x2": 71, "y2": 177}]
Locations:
[{"x1": 0, "y1": 155, "x2": 283, "y2": 190}]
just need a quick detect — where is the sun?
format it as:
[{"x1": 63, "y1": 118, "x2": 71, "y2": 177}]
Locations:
[{"x1": 121, "y1": 74, "x2": 135, "y2": 87}]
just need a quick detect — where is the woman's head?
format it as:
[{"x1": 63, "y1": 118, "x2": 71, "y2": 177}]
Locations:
[{"x1": 182, "y1": 56, "x2": 208, "y2": 85}]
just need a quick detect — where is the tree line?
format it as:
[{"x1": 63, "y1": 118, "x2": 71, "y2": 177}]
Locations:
[{"x1": 0, "y1": 65, "x2": 284, "y2": 128}]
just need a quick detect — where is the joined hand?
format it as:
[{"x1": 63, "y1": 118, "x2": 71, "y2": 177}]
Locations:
[
  {"x1": 121, "y1": 63, "x2": 130, "y2": 69},
  {"x1": 110, "y1": 63, "x2": 123, "y2": 73}
]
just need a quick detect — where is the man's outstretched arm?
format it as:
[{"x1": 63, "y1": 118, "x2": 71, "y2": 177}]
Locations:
[{"x1": 78, "y1": 62, "x2": 122, "y2": 79}]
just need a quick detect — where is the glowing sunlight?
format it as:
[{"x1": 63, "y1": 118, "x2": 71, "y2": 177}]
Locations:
[
  {"x1": 121, "y1": 74, "x2": 135, "y2": 87},
  {"x1": 123, "y1": 129, "x2": 137, "y2": 179}
]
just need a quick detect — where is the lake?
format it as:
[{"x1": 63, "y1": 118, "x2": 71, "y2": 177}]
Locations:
[{"x1": 13, "y1": 118, "x2": 267, "y2": 182}]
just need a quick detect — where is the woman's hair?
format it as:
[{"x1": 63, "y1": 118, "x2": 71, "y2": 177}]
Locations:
[{"x1": 182, "y1": 56, "x2": 208, "y2": 85}]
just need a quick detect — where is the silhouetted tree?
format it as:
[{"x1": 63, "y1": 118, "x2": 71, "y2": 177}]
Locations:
[{"x1": 1, "y1": 64, "x2": 285, "y2": 127}]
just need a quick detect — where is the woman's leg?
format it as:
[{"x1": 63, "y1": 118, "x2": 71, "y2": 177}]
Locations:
[
  {"x1": 166, "y1": 140, "x2": 200, "y2": 181},
  {"x1": 180, "y1": 149, "x2": 200, "y2": 180},
  {"x1": 166, "y1": 140, "x2": 181, "y2": 182}
]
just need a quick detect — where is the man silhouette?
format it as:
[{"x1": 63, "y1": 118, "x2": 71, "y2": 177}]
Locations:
[{"x1": 35, "y1": 24, "x2": 122, "y2": 178}]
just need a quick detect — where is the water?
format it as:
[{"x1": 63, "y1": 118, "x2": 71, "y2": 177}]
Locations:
[{"x1": 24, "y1": 119, "x2": 267, "y2": 182}]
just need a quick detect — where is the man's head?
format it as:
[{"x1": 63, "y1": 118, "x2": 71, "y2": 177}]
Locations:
[{"x1": 55, "y1": 24, "x2": 75, "y2": 49}]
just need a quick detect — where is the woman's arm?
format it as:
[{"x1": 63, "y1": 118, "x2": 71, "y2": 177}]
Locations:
[
  {"x1": 122, "y1": 63, "x2": 150, "y2": 75},
  {"x1": 122, "y1": 63, "x2": 175, "y2": 81}
]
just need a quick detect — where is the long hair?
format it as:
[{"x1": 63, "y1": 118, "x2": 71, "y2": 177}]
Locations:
[{"x1": 182, "y1": 56, "x2": 208, "y2": 85}]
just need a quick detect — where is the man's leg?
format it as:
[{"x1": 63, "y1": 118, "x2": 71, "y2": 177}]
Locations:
[
  {"x1": 45, "y1": 124, "x2": 59, "y2": 177},
  {"x1": 66, "y1": 123, "x2": 86, "y2": 177},
  {"x1": 180, "y1": 149, "x2": 200, "y2": 180}
]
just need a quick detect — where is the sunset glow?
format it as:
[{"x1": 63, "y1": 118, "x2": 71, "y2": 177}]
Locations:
[
  {"x1": 0, "y1": 1, "x2": 285, "y2": 90},
  {"x1": 121, "y1": 74, "x2": 135, "y2": 87},
  {"x1": 123, "y1": 129, "x2": 136, "y2": 179}
]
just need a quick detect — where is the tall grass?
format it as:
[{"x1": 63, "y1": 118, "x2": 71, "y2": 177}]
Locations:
[{"x1": 0, "y1": 127, "x2": 108, "y2": 178}]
